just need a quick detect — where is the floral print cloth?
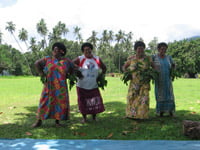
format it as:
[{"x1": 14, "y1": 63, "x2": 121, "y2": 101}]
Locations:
[
  {"x1": 36, "y1": 56, "x2": 73, "y2": 120},
  {"x1": 126, "y1": 56, "x2": 152, "y2": 119}
]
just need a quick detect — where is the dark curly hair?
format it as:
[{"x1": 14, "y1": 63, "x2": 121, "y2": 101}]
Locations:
[
  {"x1": 52, "y1": 42, "x2": 67, "y2": 56},
  {"x1": 134, "y1": 41, "x2": 146, "y2": 50},
  {"x1": 81, "y1": 42, "x2": 93, "y2": 52},
  {"x1": 157, "y1": 42, "x2": 168, "y2": 49}
]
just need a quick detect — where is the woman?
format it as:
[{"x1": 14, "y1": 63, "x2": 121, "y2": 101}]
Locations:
[
  {"x1": 32, "y1": 42, "x2": 74, "y2": 127},
  {"x1": 123, "y1": 41, "x2": 152, "y2": 119},
  {"x1": 152, "y1": 42, "x2": 175, "y2": 117},
  {"x1": 73, "y1": 42, "x2": 107, "y2": 123}
]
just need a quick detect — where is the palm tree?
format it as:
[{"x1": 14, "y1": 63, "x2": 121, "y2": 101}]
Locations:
[
  {"x1": 48, "y1": 21, "x2": 69, "y2": 42},
  {"x1": 102, "y1": 30, "x2": 109, "y2": 44},
  {"x1": 48, "y1": 28, "x2": 61, "y2": 42},
  {"x1": 5, "y1": 21, "x2": 32, "y2": 75},
  {"x1": 87, "y1": 30, "x2": 99, "y2": 51},
  {"x1": 5, "y1": 21, "x2": 24, "y2": 51},
  {"x1": 56, "y1": 21, "x2": 69, "y2": 38},
  {"x1": 29, "y1": 37, "x2": 41, "y2": 59},
  {"x1": 115, "y1": 30, "x2": 125, "y2": 73},
  {"x1": 36, "y1": 18, "x2": 48, "y2": 48},
  {"x1": 124, "y1": 32, "x2": 134, "y2": 54},
  {"x1": 115, "y1": 30, "x2": 125, "y2": 44},
  {"x1": 18, "y1": 28, "x2": 29, "y2": 50},
  {"x1": 108, "y1": 30, "x2": 114, "y2": 44},
  {"x1": 73, "y1": 26, "x2": 82, "y2": 43}
]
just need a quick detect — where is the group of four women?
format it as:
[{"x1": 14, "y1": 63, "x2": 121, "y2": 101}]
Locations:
[{"x1": 31, "y1": 41, "x2": 175, "y2": 128}]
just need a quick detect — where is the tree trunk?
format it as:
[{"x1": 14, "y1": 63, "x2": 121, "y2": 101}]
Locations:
[{"x1": 183, "y1": 120, "x2": 200, "y2": 139}]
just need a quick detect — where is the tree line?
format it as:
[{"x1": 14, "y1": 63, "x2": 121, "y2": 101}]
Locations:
[{"x1": 0, "y1": 19, "x2": 200, "y2": 78}]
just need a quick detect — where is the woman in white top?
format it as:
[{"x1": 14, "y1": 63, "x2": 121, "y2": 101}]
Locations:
[{"x1": 73, "y1": 42, "x2": 107, "y2": 123}]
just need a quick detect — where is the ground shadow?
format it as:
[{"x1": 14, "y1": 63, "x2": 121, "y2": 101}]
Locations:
[{"x1": 0, "y1": 101, "x2": 200, "y2": 140}]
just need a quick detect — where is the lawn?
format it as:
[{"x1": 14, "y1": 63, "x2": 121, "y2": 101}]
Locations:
[{"x1": 0, "y1": 76, "x2": 200, "y2": 140}]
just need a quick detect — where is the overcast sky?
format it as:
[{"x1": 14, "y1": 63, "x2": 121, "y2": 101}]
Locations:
[{"x1": 1, "y1": 0, "x2": 200, "y2": 51}]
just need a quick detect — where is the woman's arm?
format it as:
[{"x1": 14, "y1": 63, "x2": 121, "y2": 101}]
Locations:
[
  {"x1": 72, "y1": 57, "x2": 80, "y2": 67},
  {"x1": 99, "y1": 58, "x2": 107, "y2": 74},
  {"x1": 122, "y1": 61, "x2": 130, "y2": 72},
  {"x1": 72, "y1": 57, "x2": 83, "y2": 79},
  {"x1": 35, "y1": 58, "x2": 46, "y2": 76}
]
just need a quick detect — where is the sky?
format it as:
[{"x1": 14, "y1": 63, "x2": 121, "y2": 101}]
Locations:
[{"x1": 1, "y1": 0, "x2": 200, "y2": 51}]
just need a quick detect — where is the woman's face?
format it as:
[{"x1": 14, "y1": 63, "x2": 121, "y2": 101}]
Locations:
[
  {"x1": 135, "y1": 46, "x2": 145, "y2": 57},
  {"x1": 52, "y1": 47, "x2": 64, "y2": 57},
  {"x1": 83, "y1": 46, "x2": 93, "y2": 58},
  {"x1": 158, "y1": 46, "x2": 167, "y2": 56}
]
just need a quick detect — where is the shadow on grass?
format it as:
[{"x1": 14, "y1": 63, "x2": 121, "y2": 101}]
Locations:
[{"x1": 0, "y1": 101, "x2": 200, "y2": 140}]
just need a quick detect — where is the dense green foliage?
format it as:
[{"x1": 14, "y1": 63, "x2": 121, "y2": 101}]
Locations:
[
  {"x1": 1, "y1": 19, "x2": 200, "y2": 77},
  {"x1": 0, "y1": 77, "x2": 200, "y2": 140},
  {"x1": 168, "y1": 39, "x2": 200, "y2": 78}
]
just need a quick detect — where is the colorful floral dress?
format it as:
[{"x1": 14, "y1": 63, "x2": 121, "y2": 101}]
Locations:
[
  {"x1": 37, "y1": 56, "x2": 73, "y2": 120},
  {"x1": 126, "y1": 56, "x2": 152, "y2": 119}
]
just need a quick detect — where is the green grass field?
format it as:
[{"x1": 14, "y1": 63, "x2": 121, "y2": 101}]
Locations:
[{"x1": 0, "y1": 76, "x2": 200, "y2": 140}]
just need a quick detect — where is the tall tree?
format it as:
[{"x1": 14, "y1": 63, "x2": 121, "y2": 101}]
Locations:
[
  {"x1": 36, "y1": 18, "x2": 48, "y2": 48},
  {"x1": 5, "y1": 21, "x2": 32, "y2": 75},
  {"x1": 73, "y1": 26, "x2": 82, "y2": 43},
  {"x1": 168, "y1": 39, "x2": 200, "y2": 78},
  {"x1": 102, "y1": 30, "x2": 109, "y2": 44},
  {"x1": 115, "y1": 30, "x2": 125, "y2": 44},
  {"x1": 48, "y1": 21, "x2": 69, "y2": 42},
  {"x1": 123, "y1": 32, "x2": 134, "y2": 54},
  {"x1": 18, "y1": 28, "x2": 29, "y2": 50},
  {"x1": 29, "y1": 37, "x2": 41, "y2": 58},
  {"x1": 87, "y1": 30, "x2": 99, "y2": 53},
  {"x1": 56, "y1": 21, "x2": 69, "y2": 38},
  {"x1": 115, "y1": 30, "x2": 125, "y2": 73},
  {"x1": 5, "y1": 21, "x2": 23, "y2": 51},
  {"x1": 108, "y1": 30, "x2": 114, "y2": 44}
]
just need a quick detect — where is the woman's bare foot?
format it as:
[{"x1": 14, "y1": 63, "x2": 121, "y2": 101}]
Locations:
[
  {"x1": 81, "y1": 118, "x2": 87, "y2": 124},
  {"x1": 81, "y1": 114, "x2": 87, "y2": 123},
  {"x1": 55, "y1": 120, "x2": 63, "y2": 127},
  {"x1": 160, "y1": 112, "x2": 164, "y2": 117},
  {"x1": 31, "y1": 119, "x2": 42, "y2": 128},
  {"x1": 169, "y1": 111, "x2": 174, "y2": 117},
  {"x1": 92, "y1": 114, "x2": 97, "y2": 121}
]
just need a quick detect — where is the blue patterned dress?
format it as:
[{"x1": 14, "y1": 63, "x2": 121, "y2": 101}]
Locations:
[
  {"x1": 152, "y1": 54, "x2": 175, "y2": 114},
  {"x1": 37, "y1": 56, "x2": 73, "y2": 120}
]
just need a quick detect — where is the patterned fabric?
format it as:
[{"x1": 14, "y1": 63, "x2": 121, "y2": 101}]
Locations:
[
  {"x1": 76, "y1": 87, "x2": 105, "y2": 114},
  {"x1": 126, "y1": 56, "x2": 152, "y2": 119},
  {"x1": 36, "y1": 56, "x2": 73, "y2": 120},
  {"x1": 152, "y1": 54, "x2": 175, "y2": 114}
]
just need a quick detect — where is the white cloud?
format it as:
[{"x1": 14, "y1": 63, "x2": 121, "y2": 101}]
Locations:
[{"x1": 1, "y1": 0, "x2": 200, "y2": 51}]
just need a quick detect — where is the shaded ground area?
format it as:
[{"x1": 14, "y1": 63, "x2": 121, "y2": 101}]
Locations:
[{"x1": 0, "y1": 101, "x2": 199, "y2": 140}]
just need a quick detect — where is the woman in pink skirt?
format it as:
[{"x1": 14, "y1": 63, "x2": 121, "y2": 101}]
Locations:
[{"x1": 73, "y1": 42, "x2": 107, "y2": 123}]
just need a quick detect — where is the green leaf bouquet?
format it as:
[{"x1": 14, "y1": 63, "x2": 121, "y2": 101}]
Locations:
[{"x1": 97, "y1": 73, "x2": 107, "y2": 90}]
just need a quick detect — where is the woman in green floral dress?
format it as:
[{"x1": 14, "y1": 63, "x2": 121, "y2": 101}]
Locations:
[{"x1": 123, "y1": 41, "x2": 153, "y2": 119}]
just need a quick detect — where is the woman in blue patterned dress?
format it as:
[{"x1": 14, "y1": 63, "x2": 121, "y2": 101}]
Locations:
[
  {"x1": 32, "y1": 42, "x2": 74, "y2": 128},
  {"x1": 152, "y1": 42, "x2": 175, "y2": 117}
]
